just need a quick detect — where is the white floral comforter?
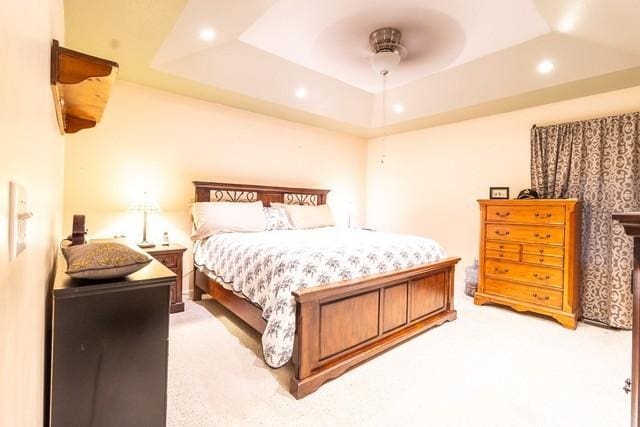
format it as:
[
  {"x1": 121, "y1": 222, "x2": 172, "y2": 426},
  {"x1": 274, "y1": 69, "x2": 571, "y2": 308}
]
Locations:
[{"x1": 193, "y1": 227, "x2": 446, "y2": 368}]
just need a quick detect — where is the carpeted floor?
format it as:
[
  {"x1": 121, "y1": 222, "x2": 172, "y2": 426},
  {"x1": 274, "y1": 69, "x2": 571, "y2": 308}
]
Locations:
[{"x1": 167, "y1": 289, "x2": 631, "y2": 426}]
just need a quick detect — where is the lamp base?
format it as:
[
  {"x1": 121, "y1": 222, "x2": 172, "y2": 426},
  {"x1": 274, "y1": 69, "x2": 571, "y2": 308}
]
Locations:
[{"x1": 137, "y1": 241, "x2": 156, "y2": 249}]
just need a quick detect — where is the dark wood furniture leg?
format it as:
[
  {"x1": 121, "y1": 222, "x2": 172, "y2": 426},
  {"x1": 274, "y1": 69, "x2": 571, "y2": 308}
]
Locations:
[
  {"x1": 612, "y1": 213, "x2": 640, "y2": 427},
  {"x1": 193, "y1": 276, "x2": 203, "y2": 301}
]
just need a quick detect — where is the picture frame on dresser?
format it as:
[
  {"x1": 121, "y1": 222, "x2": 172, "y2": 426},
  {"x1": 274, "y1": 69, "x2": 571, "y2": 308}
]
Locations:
[{"x1": 489, "y1": 187, "x2": 510, "y2": 199}]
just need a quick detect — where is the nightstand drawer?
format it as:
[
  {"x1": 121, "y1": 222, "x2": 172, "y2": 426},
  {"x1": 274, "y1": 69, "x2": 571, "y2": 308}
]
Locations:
[
  {"x1": 484, "y1": 278, "x2": 563, "y2": 309},
  {"x1": 154, "y1": 254, "x2": 178, "y2": 269}
]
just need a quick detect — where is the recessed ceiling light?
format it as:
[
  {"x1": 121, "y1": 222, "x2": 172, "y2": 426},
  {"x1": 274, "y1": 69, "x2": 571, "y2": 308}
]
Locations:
[
  {"x1": 295, "y1": 87, "x2": 307, "y2": 98},
  {"x1": 537, "y1": 59, "x2": 554, "y2": 74},
  {"x1": 199, "y1": 28, "x2": 216, "y2": 41},
  {"x1": 392, "y1": 103, "x2": 405, "y2": 114},
  {"x1": 558, "y1": 15, "x2": 576, "y2": 33}
]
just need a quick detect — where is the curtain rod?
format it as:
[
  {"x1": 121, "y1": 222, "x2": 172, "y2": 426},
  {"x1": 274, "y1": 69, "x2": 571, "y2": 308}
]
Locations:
[{"x1": 532, "y1": 109, "x2": 640, "y2": 129}]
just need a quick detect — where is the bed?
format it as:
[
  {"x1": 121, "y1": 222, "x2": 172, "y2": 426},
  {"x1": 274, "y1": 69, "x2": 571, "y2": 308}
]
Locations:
[{"x1": 191, "y1": 181, "x2": 460, "y2": 398}]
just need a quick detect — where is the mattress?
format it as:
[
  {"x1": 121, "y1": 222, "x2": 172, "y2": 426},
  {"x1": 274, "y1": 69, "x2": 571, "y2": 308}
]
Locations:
[{"x1": 194, "y1": 227, "x2": 446, "y2": 368}]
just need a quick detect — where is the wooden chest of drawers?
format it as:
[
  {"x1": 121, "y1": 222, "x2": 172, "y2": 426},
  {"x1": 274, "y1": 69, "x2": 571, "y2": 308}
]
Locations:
[{"x1": 474, "y1": 199, "x2": 581, "y2": 329}]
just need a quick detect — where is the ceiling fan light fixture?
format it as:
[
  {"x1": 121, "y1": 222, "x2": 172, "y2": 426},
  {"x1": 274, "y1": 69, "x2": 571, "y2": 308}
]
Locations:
[
  {"x1": 369, "y1": 27, "x2": 407, "y2": 75},
  {"x1": 370, "y1": 50, "x2": 402, "y2": 75}
]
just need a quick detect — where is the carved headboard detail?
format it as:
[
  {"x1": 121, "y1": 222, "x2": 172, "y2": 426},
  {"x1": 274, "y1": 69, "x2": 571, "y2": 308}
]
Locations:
[{"x1": 193, "y1": 181, "x2": 329, "y2": 206}]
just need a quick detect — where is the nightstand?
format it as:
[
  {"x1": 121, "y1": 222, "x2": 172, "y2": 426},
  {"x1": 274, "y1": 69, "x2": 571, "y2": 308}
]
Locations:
[{"x1": 144, "y1": 243, "x2": 187, "y2": 313}]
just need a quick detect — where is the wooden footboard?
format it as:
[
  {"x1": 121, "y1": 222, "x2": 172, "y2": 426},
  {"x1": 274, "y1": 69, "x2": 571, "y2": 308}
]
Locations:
[
  {"x1": 290, "y1": 257, "x2": 459, "y2": 398},
  {"x1": 194, "y1": 257, "x2": 459, "y2": 399}
]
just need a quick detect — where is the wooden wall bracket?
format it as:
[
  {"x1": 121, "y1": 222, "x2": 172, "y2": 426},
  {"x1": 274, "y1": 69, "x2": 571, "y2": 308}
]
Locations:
[{"x1": 50, "y1": 39, "x2": 118, "y2": 134}]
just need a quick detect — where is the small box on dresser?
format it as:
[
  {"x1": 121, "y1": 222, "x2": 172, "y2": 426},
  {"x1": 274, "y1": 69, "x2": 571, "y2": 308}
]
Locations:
[
  {"x1": 144, "y1": 243, "x2": 187, "y2": 313},
  {"x1": 474, "y1": 199, "x2": 581, "y2": 329}
]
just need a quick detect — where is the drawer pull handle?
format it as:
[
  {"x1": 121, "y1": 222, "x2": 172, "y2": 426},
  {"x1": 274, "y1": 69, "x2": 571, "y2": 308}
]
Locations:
[
  {"x1": 495, "y1": 230, "x2": 510, "y2": 236},
  {"x1": 499, "y1": 245, "x2": 504, "y2": 249},
  {"x1": 532, "y1": 293, "x2": 550, "y2": 301},
  {"x1": 538, "y1": 257, "x2": 544, "y2": 262},
  {"x1": 533, "y1": 233, "x2": 551, "y2": 239},
  {"x1": 494, "y1": 267, "x2": 509, "y2": 274},
  {"x1": 539, "y1": 249, "x2": 544, "y2": 254},
  {"x1": 532, "y1": 273, "x2": 551, "y2": 280},
  {"x1": 534, "y1": 213, "x2": 553, "y2": 219},
  {"x1": 496, "y1": 212, "x2": 511, "y2": 217}
]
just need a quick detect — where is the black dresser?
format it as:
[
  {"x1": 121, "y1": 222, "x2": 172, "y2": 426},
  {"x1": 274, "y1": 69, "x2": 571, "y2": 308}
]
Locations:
[{"x1": 49, "y1": 251, "x2": 175, "y2": 427}]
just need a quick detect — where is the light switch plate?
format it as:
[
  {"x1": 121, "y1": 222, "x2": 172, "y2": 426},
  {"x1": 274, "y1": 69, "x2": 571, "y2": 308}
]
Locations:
[{"x1": 9, "y1": 182, "x2": 29, "y2": 261}]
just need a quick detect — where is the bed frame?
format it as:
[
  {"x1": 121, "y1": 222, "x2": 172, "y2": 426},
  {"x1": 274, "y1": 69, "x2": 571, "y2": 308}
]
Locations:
[{"x1": 192, "y1": 181, "x2": 460, "y2": 398}]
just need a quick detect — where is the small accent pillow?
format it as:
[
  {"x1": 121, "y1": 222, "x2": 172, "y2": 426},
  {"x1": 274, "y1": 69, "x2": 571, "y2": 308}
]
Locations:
[
  {"x1": 285, "y1": 204, "x2": 335, "y2": 229},
  {"x1": 191, "y1": 201, "x2": 267, "y2": 240},
  {"x1": 264, "y1": 207, "x2": 293, "y2": 231},
  {"x1": 62, "y1": 242, "x2": 152, "y2": 279}
]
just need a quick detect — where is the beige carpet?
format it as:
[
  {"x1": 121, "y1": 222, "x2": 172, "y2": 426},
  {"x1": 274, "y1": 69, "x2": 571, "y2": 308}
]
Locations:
[{"x1": 167, "y1": 289, "x2": 631, "y2": 426}]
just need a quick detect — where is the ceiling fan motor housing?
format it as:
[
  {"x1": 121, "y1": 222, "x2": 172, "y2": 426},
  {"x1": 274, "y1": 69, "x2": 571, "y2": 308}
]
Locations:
[{"x1": 369, "y1": 27, "x2": 404, "y2": 55}]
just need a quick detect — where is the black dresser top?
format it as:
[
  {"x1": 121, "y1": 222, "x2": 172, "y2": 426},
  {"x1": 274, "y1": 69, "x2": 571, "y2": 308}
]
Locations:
[{"x1": 53, "y1": 242, "x2": 177, "y2": 298}]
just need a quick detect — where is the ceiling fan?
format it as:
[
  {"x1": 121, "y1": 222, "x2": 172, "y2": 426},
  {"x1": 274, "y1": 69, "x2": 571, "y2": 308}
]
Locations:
[
  {"x1": 369, "y1": 27, "x2": 407, "y2": 76},
  {"x1": 369, "y1": 27, "x2": 407, "y2": 164}
]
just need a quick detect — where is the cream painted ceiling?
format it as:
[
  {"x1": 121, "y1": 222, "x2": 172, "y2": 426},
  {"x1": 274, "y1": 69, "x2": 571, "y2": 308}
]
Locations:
[{"x1": 65, "y1": 0, "x2": 640, "y2": 137}]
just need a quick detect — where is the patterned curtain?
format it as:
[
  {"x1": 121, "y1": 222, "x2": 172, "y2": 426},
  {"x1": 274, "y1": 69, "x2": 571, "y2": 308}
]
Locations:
[{"x1": 530, "y1": 112, "x2": 640, "y2": 329}]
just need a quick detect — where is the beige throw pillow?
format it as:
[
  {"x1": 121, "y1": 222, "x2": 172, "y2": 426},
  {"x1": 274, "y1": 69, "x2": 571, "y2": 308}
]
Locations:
[
  {"x1": 285, "y1": 204, "x2": 335, "y2": 229},
  {"x1": 62, "y1": 242, "x2": 152, "y2": 279},
  {"x1": 191, "y1": 201, "x2": 266, "y2": 240}
]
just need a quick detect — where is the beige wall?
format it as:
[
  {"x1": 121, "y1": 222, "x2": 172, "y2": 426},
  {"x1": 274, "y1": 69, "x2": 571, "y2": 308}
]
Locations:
[
  {"x1": 367, "y1": 85, "x2": 640, "y2": 281},
  {"x1": 64, "y1": 81, "x2": 367, "y2": 285},
  {"x1": 0, "y1": 0, "x2": 65, "y2": 425}
]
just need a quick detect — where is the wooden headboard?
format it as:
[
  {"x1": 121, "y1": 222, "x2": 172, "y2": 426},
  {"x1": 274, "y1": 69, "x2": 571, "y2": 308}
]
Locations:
[{"x1": 193, "y1": 181, "x2": 330, "y2": 206}]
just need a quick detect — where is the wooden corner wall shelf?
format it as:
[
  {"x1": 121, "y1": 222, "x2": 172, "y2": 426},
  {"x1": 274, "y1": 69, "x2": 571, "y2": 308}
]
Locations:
[{"x1": 50, "y1": 39, "x2": 119, "y2": 134}]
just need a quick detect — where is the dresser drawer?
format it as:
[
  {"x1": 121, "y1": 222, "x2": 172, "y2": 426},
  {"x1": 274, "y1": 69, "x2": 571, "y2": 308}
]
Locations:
[
  {"x1": 522, "y1": 253, "x2": 564, "y2": 267},
  {"x1": 485, "y1": 259, "x2": 563, "y2": 289},
  {"x1": 486, "y1": 224, "x2": 564, "y2": 245},
  {"x1": 486, "y1": 249, "x2": 520, "y2": 261},
  {"x1": 154, "y1": 254, "x2": 178, "y2": 269},
  {"x1": 486, "y1": 205, "x2": 565, "y2": 224},
  {"x1": 483, "y1": 278, "x2": 563, "y2": 309},
  {"x1": 522, "y1": 244, "x2": 564, "y2": 257},
  {"x1": 486, "y1": 241, "x2": 520, "y2": 252}
]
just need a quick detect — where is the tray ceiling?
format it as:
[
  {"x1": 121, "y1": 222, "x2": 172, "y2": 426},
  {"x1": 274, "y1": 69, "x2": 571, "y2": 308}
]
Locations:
[{"x1": 65, "y1": 0, "x2": 640, "y2": 137}]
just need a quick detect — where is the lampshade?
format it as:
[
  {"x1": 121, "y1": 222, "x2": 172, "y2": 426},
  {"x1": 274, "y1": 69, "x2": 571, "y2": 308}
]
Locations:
[
  {"x1": 128, "y1": 192, "x2": 160, "y2": 212},
  {"x1": 370, "y1": 50, "x2": 402, "y2": 75}
]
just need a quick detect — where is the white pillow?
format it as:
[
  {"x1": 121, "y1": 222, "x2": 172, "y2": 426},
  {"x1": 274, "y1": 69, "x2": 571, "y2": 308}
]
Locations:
[
  {"x1": 285, "y1": 204, "x2": 335, "y2": 229},
  {"x1": 190, "y1": 201, "x2": 266, "y2": 240}
]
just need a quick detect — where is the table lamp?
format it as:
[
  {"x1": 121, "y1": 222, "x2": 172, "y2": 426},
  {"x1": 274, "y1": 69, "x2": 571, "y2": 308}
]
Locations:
[{"x1": 128, "y1": 192, "x2": 160, "y2": 248}]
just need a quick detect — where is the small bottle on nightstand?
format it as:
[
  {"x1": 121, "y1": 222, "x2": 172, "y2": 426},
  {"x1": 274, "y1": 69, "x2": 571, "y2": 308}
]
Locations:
[{"x1": 162, "y1": 232, "x2": 169, "y2": 246}]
